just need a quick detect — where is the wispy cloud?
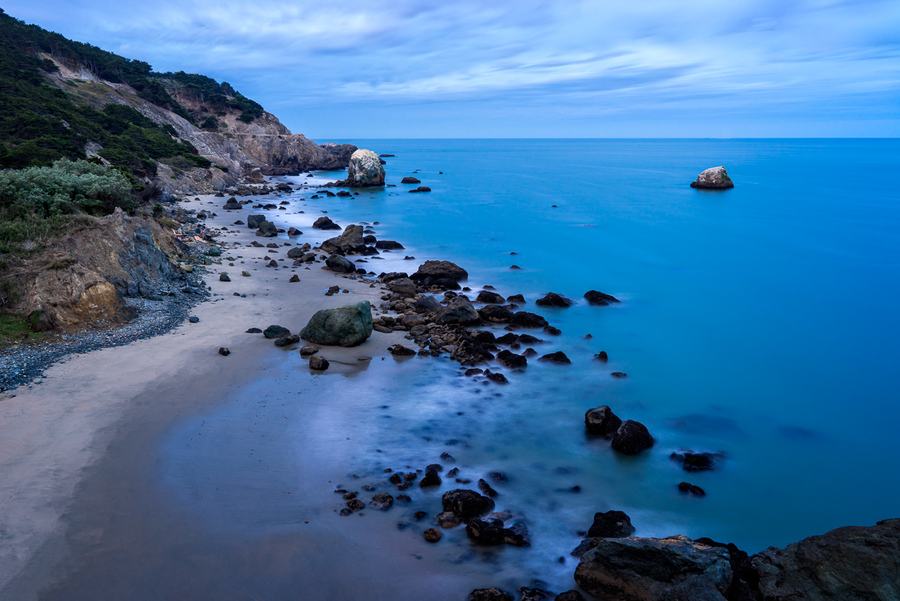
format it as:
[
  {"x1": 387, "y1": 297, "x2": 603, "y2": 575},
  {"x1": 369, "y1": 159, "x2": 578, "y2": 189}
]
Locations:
[{"x1": 4, "y1": 0, "x2": 898, "y2": 136}]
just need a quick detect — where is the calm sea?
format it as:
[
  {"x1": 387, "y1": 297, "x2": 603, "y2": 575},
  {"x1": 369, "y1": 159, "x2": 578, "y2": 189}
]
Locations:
[{"x1": 160, "y1": 139, "x2": 900, "y2": 595}]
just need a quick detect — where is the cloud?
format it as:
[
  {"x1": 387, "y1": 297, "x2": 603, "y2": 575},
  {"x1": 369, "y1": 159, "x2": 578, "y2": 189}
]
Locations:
[{"x1": 3, "y1": 0, "x2": 898, "y2": 136}]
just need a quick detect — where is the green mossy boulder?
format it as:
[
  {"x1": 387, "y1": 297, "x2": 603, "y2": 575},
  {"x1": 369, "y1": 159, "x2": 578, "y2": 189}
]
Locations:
[{"x1": 300, "y1": 301, "x2": 373, "y2": 347}]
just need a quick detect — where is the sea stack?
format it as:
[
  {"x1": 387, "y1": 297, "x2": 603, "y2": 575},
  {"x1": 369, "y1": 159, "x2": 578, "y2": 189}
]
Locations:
[
  {"x1": 690, "y1": 166, "x2": 734, "y2": 189},
  {"x1": 346, "y1": 149, "x2": 386, "y2": 187}
]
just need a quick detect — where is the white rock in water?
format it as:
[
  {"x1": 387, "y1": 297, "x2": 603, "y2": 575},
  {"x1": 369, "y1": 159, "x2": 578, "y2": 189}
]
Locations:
[
  {"x1": 346, "y1": 149, "x2": 385, "y2": 187},
  {"x1": 691, "y1": 166, "x2": 734, "y2": 189}
]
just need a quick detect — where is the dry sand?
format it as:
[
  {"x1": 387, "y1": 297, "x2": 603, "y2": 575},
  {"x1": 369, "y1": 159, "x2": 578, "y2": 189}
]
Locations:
[{"x1": 0, "y1": 187, "x2": 421, "y2": 599}]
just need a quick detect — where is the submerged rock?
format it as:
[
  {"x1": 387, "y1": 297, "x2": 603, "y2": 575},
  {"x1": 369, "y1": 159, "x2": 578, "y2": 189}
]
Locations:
[
  {"x1": 584, "y1": 290, "x2": 620, "y2": 306},
  {"x1": 442, "y1": 489, "x2": 496, "y2": 520},
  {"x1": 300, "y1": 301, "x2": 373, "y2": 347},
  {"x1": 690, "y1": 166, "x2": 734, "y2": 190},
  {"x1": 585, "y1": 405, "x2": 622, "y2": 436},
  {"x1": 536, "y1": 292, "x2": 574, "y2": 308},
  {"x1": 611, "y1": 420, "x2": 654, "y2": 455}
]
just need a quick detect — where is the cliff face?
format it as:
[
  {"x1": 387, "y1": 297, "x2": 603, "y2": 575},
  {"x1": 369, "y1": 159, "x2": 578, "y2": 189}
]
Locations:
[{"x1": 42, "y1": 55, "x2": 355, "y2": 195}]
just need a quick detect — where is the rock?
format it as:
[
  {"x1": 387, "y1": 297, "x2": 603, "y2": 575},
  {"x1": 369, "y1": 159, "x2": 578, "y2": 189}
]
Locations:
[
  {"x1": 401, "y1": 176, "x2": 421, "y2": 184},
  {"x1": 409, "y1": 186, "x2": 431, "y2": 193},
  {"x1": 554, "y1": 591, "x2": 584, "y2": 601},
  {"x1": 536, "y1": 292, "x2": 574, "y2": 308},
  {"x1": 299, "y1": 345, "x2": 319, "y2": 356},
  {"x1": 300, "y1": 301, "x2": 373, "y2": 347},
  {"x1": 470, "y1": 330, "x2": 496, "y2": 344},
  {"x1": 483, "y1": 370, "x2": 509, "y2": 384},
  {"x1": 587, "y1": 510, "x2": 636, "y2": 538},
  {"x1": 478, "y1": 478, "x2": 498, "y2": 498},
  {"x1": 519, "y1": 588, "x2": 552, "y2": 601},
  {"x1": 246, "y1": 328, "x2": 263, "y2": 334},
  {"x1": 468, "y1": 588, "x2": 513, "y2": 601},
  {"x1": 312, "y1": 216, "x2": 341, "y2": 230},
  {"x1": 585, "y1": 405, "x2": 623, "y2": 436},
  {"x1": 690, "y1": 166, "x2": 734, "y2": 190},
  {"x1": 289, "y1": 274, "x2": 300, "y2": 283},
  {"x1": 611, "y1": 420, "x2": 654, "y2": 455},
  {"x1": 503, "y1": 523, "x2": 530, "y2": 547},
  {"x1": 510, "y1": 311, "x2": 549, "y2": 328},
  {"x1": 257, "y1": 221, "x2": 278, "y2": 237},
  {"x1": 389, "y1": 344, "x2": 417, "y2": 356},
  {"x1": 476, "y1": 290, "x2": 506, "y2": 304},
  {"x1": 219, "y1": 273, "x2": 231, "y2": 282},
  {"x1": 539, "y1": 351, "x2": 571, "y2": 364},
  {"x1": 223, "y1": 197, "x2": 241, "y2": 210},
  {"x1": 387, "y1": 277, "x2": 417, "y2": 297},
  {"x1": 594, "y1": 351, "x2": 609, "y2": 362},
  {"x1": 375, "y1": 240, "x2": 404, "y2": 250},
  {"x1": 263, "y1": 325, "x2": 291, "y2": 339},
  {"x1": 751, "y1": 518, "x2": 900, "y2": 600},
  {"x1": 442, "y1": 489, "x2": 496, "y2": 521},
  {"x1": 369, "y1": 492, "x2": 394, "y2": 510},
  {"x1": 322, "y1": 225, "x2": 366, "y2": 255},
  {"x1": 413, "y1": 295, "x2": 441, "y2": 314},
  {"x1": 247, "y1": 214, "x2": 266, "y2": 229},
  {"x1": 411, "y1": 260, "x2": 468, "y2": 289},
  {"x1": 436, "y1": 511, "x2": 462, "y2": 529},
  {"x1": 575, "y1": 535, "x2": 733, "y2": 601},
  {"x1": 584, "y1": 290, "x2": 620, "y2": 306},
  {"x1": 308, "y1": 356, "x2": 329, "y2": 370},
  {"x1": 346, "y1": 149, "x2": 386, "y2": 187},
  {"x1": 466, "y1": 518, "x2": 506, "y2": 545},
  {"x1": 507, "y1": 294, "x2": 526, "y2": 304},
  {"x1": 478, "y1": 304, "x2": 513, "y2": 323},
  {"x1": 274, "y1": 334, "x2": 301, "y2": 347},
  {"x1": 188, "y1": 316, "x2": 199, "y2": 323},
  {"x1": 419, "y1": 468, "x2": 442, "y2": 487},
  {"x1": 671, "y1": 451, "x2": 721, "y2": 471},
  {"x1": 496, "y1": 349, "x2": 527, "y2": 368},
  {"x1": 288, "y1": 227, "x2": 302, "y2": 236},
  {"x1": 287, "y1": 247, "x2": 304, "y2": 259},
  {"x1": 611, "y1": 371, "x2": 627, "y2": 378},
  {"x1": 423, "y1": 528, "x2": 443, "y2": 543},
  {"x1": 325, "y1": 254, "x2": 356, "y2": 274},
  {"x1": 678, "y1": 482, "x2": 706, "y2": 496},
  {"x1": 218, "y1": 347, "x2": 230, "y2": 356},
  {"x1": 435, "y1": 296, "x2": 481, "y2": 326}
]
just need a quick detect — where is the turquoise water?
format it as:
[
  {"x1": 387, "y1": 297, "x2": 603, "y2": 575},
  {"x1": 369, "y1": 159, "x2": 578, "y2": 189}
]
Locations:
[{"x1": 158, "y1": 139, "x2": 900, "y2": 596}]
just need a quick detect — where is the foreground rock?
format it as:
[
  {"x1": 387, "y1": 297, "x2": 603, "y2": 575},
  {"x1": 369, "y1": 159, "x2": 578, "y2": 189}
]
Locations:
[
  {"x1": 321, "y1": 225, "x2": 366, "y2": 255},
  {"x1": 584, "y1": 290, "x2": 620, "y2": 306},
  {"x1": 752, "y1": 518, "x2": 900, "y2": 600},
  {"x1": 587, "y1": 510, "x2": 635, "y2": 538},
  {"x1": 611, "y1": 420, "x2": 654, "y2": 455},
  {"x1": 411, "y1": 260, "x2": 468, "y2": 289},
  {"x1": 585, "y1": 405, "x2": 622, "y2": 437},
  {"x1": 441, "y1": 489, "x2": 495, "y2": 520},
  {"x1": 575, "y1": 535, "x2": 733, "y2": 601},
  {"x1": 300, "y1": 301, "x2": 373, "y2": 347},
  {"x1": 690, "y1": 166, "x2": 734, "y2": 190},
  {"x1": 345, "y1": 149, "x2": 386, "y2": 187}
]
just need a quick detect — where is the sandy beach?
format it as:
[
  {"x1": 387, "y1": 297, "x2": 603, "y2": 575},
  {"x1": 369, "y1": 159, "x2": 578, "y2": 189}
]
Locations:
[{"x1": 0, "y1": 187, "x2": 468, "y2": 599}]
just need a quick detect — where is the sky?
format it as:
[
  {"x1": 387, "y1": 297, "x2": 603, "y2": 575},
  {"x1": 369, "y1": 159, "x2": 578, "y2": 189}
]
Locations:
[{"x1": 3, "y1": 0, "x2": 899, "y2": 138}]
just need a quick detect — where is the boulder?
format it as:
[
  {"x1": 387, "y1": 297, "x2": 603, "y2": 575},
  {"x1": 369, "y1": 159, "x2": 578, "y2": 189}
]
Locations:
[
  {"x1": 441, "y1": 489, "x2": 496, "y2": 521},
  {"x1": 536, "y1": 292, "x2": 574, "y2": 308},
  {"x1": 256, "y1": 221, "x2": 278, "y2": 237},
  {"x1": 496, "y1": 349, "x2": 527, "y2": 368},
  {"x1": 375, "y1": 240, "x2": 404, "y2": 250},
  {"x1": 539, "y1": 351, "x2": 571, "y2": 364},
  {"x1": 346, "y1": 149, "x2": 386, "y2": 187},
  {"x1": 587, "y1": 510, "x2": 635, "y2": 538},
  {"x1": 575, "y1": 535, "x2": 734, "y2": 601},
  {"x1": 387, "y1": 277, "x2": 417, "y2": 297},
  {"x1": 263, "y1": 325, "x2": 291, "y2": 339},
  {"x1": 247, "y1": 214, "x2": 266, "y2": 229},
  {"x1": 468, "y1": 589, "x2": 513, "y2": 601},
  {"x1": 223, "y1": 198, "x2": 241, "y2": 210},
  {"x1": 287, "y1": 247, "x2": 304, "y2": 259},
  {"x1": 413, "y1": 295, "x2": 441, "y2": 314},
  {"x1": 300, "y1": 301, "x2": 374, "y2": 347},
  {"x1": 321, "y1": 225, "x2": 366, "y2": 254},
  {"x1": 411, "y1": 260, "x2": 468, "y2": 289},
  {"x1": 585, "y1": 405, "x2": 623, "y2": 436},
  {"x1": 312, "y1": 216, "x2": 341, "y2": 230},
  {"x1": 611, "y1": 420, "x2": 654, "y2": 455},
  {"x1": 584, "y1": 290, "x2": 620, "y2": 306},
  {"x1": 751, "y1": 518, "x2": 900, "y2": 600},
  {"x1": 691, "y1": 166, "x2": 734, "y2": 190},
  {"x1": 308, "y1": 356, "x2": 329, "y2": 370},
  {"x1": 478, "y1": 304, "x2": 513, "y2": 323},
  {"x1": 510, "y1": 311, "x2": 549, "y2": 328},
  {"x1": 435, "y1": 296, "x2": 480, "y2": 326},
  {"x1": 274, "y1": 334, "x2": 300, "y2": 347},
  {"x1": 287, "y1": 227, "x2": 302, "y2": 236},
  {"x1": 401, "y1": 176, "x2": 421, "y2": 184},
  {"x1": 466, "y1": 518, "x2": 506, "y2": 545},
  {"x1": 369, "y1": 492, "x2": 394, "y2": 511},
  {"x1": 476, "y1": 290, "x2": 506, "y2": 304},
  {"x1": 325, "y1": 254, "x2": 356, "y2": 273}
]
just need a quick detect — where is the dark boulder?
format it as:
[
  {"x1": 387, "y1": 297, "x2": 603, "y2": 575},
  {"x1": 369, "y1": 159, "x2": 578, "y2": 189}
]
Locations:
[
  {"x1": 257, "y1": 221, "x2": 278, "y2": 237},
  {"x1": 584, "y1": 290, "x2": 620, "y2": 306},
  {"x1": 401, "y1": 176, "x2": 421, "y2": 184},
  {"x1": 263, "y1": 325, "x2": 291, "y2": 339},
  {"x1": 507, "y1": 294, "x2": 526, "y2": 304},
  {"x1": 274, "y1": 334, "x2": 300, "y2": 347},
  {"x1": 587, "y1": 510, "x2": 636, "y2": 538},
  {"x1": 466, "y1": 518, "x2": 505, "y2": 545},
  {"x1": 287, "y1": 227, "x2": 302, "y2": 236},
  {"x1": 497, "y1": 349, "x2": 527, "y2": 368},
  {"x1": 503, "y1": 523, "x2": 531, "y2": 547},
  {"x1": 468, "y1": 589, "x2": 513, "y2": 601},
  {"x1": 476, "y1": 290, "x2": 506, "y2": 304},
  {"x1": 223, "y1": 198, "x2": 241, "y2": 210},
  {"x1": 536, "y1": 292, "x2": 574, "y2": 308},
  {"x1": 478, "y1": 304, "x2": 513, "y2": 323},
  {"x1": 287, "y1": 247, "x2": 304, "y2": 259},
  {"x1": 409, "y1": 186, "x2": 431, "y2": 193},
  {"x1": 387, "y1": 277, "x2": 417, "y2": 297},
  {"x1": 671, "y1": 450, "x2": 722, "y2": 471},
  {"x1": 435, "y1": 296, "x2": 480, "y2": 326},
  {"x1": 483, "y1": 370, "x2": 508, "y2": 384},
  {"x1": 575, "y1": 535, "x2": 734, "y2": 601},
  {"x1": 325, "y1": 254, "x2": 356, "y2": 273},
  {"x1": 419, "y1": 468, "x2": 442, "y2": 487},
  {"x1": 611, "y1": 420, "x2": 654, "y2": 455},
  {"x1": 369, "y1": 492, "x2": 394, "y2": 510},
  {"x1": 312, "y1": 216, "x2": 341, "y2": 230},
  {"x1": 413, "y1": 295, "x2": 441, "y2": 314},
  {"x1": 247, "y1": 214, "x2": 265, "y2": 229},
  {"x1": 375, "y1": 240, "x2": 404, "y2": 250},
  {"x1": 321, "y1": 225, "x2": 366, "y2": 254},
  {"x1": 585, "y1": 405, "x2": 623, "y2": 436},
  {"x1": 442, "y1": 489, "x2": 496, "y2": 520},
  {"x1": 539, "y1": 351, "x2": 571, "y2": 364},
  {"x1": 309, "y1": 356, "x2": 329, "y2": 370},
  {"x1": 411, "y1": 260, "x2": 468, "y2": 288},
  {"x1": 510, "y1": 311, "x2": 549, "y2": 328},
  {"x1": 389, "y1": 344, "x2": 417, "y2": 357}
]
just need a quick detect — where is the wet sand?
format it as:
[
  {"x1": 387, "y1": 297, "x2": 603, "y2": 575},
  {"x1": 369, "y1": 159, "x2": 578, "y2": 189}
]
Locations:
[{"x1": 0, "y1": 189, "x2": 490, "y2": 600}]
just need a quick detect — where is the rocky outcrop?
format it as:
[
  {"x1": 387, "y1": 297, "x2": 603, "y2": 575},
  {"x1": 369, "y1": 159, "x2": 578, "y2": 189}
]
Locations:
[
  {"x1": 411, "y1": 260, "x2": 469, "y2": 290},
  {"x1": 321, "y1": 225, "x2": 366, "y2": 255},
  {"x1": 575, "y1": 535, "x2": 734, "y2": 601},
  {"x1": 299, "y1": 301, "x2": 374, "y2": 347},
  {"x1": 691, "y1": 166, "x2": 734, "y2": 190},
  {"x1": 752, "y1": 518, "x2": 900, "y2": 600},
  {"x1": 2, "y1": 209, "x2": 188, "y2": 331}
]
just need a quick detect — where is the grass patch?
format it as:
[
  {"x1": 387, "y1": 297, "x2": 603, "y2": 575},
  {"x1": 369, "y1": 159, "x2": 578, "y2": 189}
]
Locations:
[{"x1": 0, "y1": 313, "x2": 49, "y2": 347}]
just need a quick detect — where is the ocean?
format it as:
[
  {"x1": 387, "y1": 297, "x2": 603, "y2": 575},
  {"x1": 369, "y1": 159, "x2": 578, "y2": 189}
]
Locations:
[{"x1": 160, "y1": 139, "x2": 900, "y2": 595}]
